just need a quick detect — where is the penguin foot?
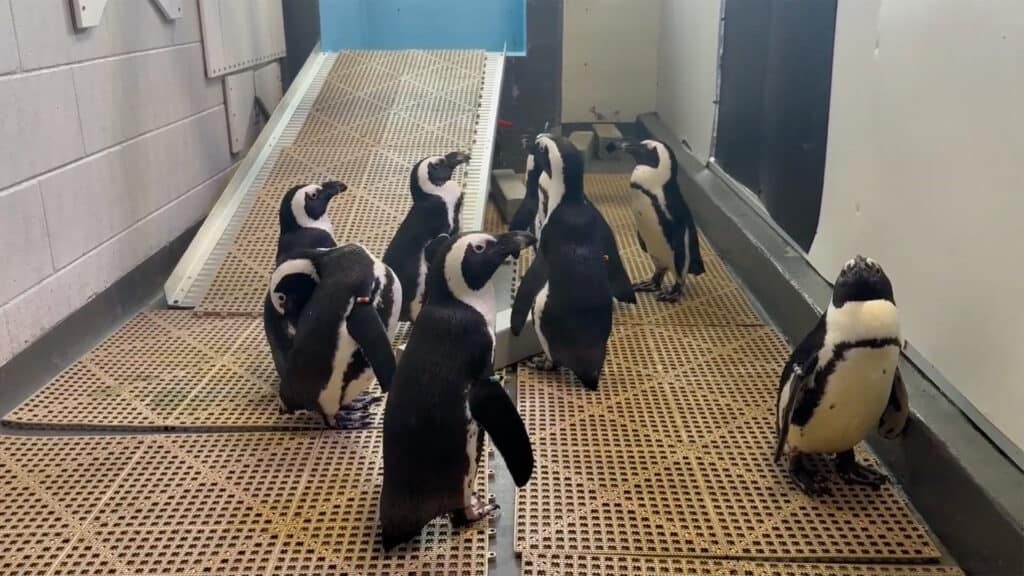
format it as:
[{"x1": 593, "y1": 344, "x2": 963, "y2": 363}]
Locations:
[
  {"x1": 789, "y1": 454, "x2": 833, "y2": 496},
  {"x1": 525, "y1": 355, "x2": 558, "y2": 371},
  {"x1": 450, "y1": 502, "x2": 501, "y2": 527},
  {"x1": 341, "y1": 392, "x2": 384, "y2": 412},
  {"x1": 656, "y1": 283, "x2": 683, "y2": 303},
  {"x1": 332, "y1": 410, "x2": 372, "y2": 430},
  {"x1": 632, "y1": 279, "x2": 661, "y2": 293},
  {"x1": 836, "y1": 450, "x2": 889, "y2": 490}
]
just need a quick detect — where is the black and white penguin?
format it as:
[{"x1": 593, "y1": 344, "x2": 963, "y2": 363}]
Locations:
[
  {"x1": 264, "y1": 180, "x2": 347, "y2": 380},
  {"x1": 775, "y1": 255, "x2": 910, "y2": 495},
  {"x1": 279, "y1": 243, "x2": 402, "y2": 429},
  {"x1": 264, "y1": 257, "x2": 320, "y2": 379},
  {"x1": 511, "y1": 136, "x2": 635, "y2": 390},
  {"x1": 380, "y1": 231, "x2": 535, "y2": 550},
  {"x1": 383, "y1": 151, "x2": 471, "y2": 322},
  {"x1": 275, "y1": 180, "x2": 346, "y2": 263},
  {"x1": 618, "y1": 139, "x2": 704, "y2": 302}
]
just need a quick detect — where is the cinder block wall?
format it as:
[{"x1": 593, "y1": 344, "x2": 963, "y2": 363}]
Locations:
[{"x1": 0, "y1": 0, "x2": 243, "y2": 365}]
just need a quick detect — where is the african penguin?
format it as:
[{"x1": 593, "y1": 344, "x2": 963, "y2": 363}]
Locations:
[
  {"x1": 617, "y1": 139, "x2": 704, "y2": 302},
  {"x1": 383, "y1": 151, "x2": 471, "y2": 322},
  {"x1": 275, "y1": 180, "x2": 346, "y2": 263},
  {"x1": 380, "y1": 231, "x2": 535, "y2": 550},
  {"x1": 279, "y1": 243, "x2": 402, "y2": 429},
  {"x1": 264, "y1": 181, "x2": 347, "y2": 381},
  {"x1": 775, "y1": 255, "x2": 910, "y2": 495},
  {"x1": 510, "y1": 136, "x2": 635, "y2": 391}
]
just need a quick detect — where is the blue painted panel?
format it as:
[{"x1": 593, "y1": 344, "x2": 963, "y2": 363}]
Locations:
[{"x1": 320, "y1": 0, "x2": 525, "y2": 54}]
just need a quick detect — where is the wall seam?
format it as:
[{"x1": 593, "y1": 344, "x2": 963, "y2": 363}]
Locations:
[{"x1": 4, "y1": 41, "x2": 203, "y2": 81}]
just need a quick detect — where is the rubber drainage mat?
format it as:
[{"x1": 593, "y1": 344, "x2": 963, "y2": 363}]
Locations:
[
  {"x1": 1, "y1": 309, "x2": 391, "y2": 431},
  {"x1": 198, "y1": 49, "x2": 486, "y2": 316},
  {"x1": 514, "y1": 175, "x2": 764, "y2": 327},
  {"x1": 0, "y1": 432, "x2": 491, "y2": 576},
  {"x1": 520, "y1": 552, "x2": 963, "y2": 576},
  {"x1": 514, "y1": 323, "x2": 945, "y2": 563}
]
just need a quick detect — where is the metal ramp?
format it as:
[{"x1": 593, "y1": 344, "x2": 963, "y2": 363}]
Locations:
[{"x1": 0, "y1": 48, "x2": 963, "y2": 576}]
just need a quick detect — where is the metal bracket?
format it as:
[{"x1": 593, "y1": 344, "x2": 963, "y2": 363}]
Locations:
[
  {"x1": 152, "y1": 0, "x2": 184, "y2": 20},
  {"x1": 71, "y1": 0, "x2": 109, "y2": 29},
  {"x1": 72, "y1": 0, "x2": 181, "y2": 29}
]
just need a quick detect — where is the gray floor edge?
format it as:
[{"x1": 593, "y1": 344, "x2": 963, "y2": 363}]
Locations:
[{"x1": 637, "y1": 113, "x2": 1024, "y2": 576}]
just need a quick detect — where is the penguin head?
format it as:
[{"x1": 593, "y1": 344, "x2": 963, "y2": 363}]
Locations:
[
  {"x1": 535, "y1": 135, "x2": 584, "y2": 200},
  {"x1": 268, "y1": 258, "x2": 321, "y2": 323},
  {"x1": 619, "y1": 139, "x2": 677, "y2": 189},
  {"x1": 411, "y1": 152, "x2": 471, "y2": 201},
  {"x1": 832, "y1": 255, "x2": 895, "y2": 306},
  {"x1": 280, "y1": 181, "x2": 346, "y2": 232},
  {"x1": 426, "y1": 231, "x2": 537, "y2": 302}
]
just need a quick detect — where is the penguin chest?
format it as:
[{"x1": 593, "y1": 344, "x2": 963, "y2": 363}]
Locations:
[
  {"x1": 532, "y1": 283, "x2": 552, "y2": 359},
  {"x1": 790, "y1": 346, "x2": 899, "y2": 454},
  {"x1": 318, "y1": 320, "x2": 373, "y2": 416},
  {"x1": 631, "y1": 193, "x2": 673, "y2": 271},
  {"x1": 410, "y1": 251, "x2": 428, "y2": 320}
]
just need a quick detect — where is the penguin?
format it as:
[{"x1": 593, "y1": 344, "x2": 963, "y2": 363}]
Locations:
[
  {"x1": 383, "y1": 151, "x2": 471, "y2": 322},
  {"x1": 380, "y1": 231, "x2": 536, "y2": 550},
  {"x1": 275, "y1": 180, "x2": 346, "y2": 263},
  {"x1": 264, "y1": 180, "x2": 347, "y2": 381},
  {"x1": 279, "y1": 243, "x2": 402, "y2": 429},
  {"x1": 510, "y1": 136, "x2": 635, "y2": 390},
  {"x1": 775, "y1": 255, "x2": 911, "y2": 495},
  {"x1": 508, "y1": 139, "x2": 548, "y2": 237},
  {"x1": 616, "y1": 139, "x2": 704, "y2": 302}
]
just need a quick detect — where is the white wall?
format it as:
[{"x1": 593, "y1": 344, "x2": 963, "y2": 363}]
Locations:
[
  {"x1": 811, "y1": 0, "x2": 1024, "y2": 450},
  {"x1": 655, "y1": 0, "x2": 722, "y2": 162},
  {"x1": 0, "y1": 0, "x2": 273, "y2": 365},
  {"x1": 561, "y1": 0, "x2": 662, "y2": 123}
]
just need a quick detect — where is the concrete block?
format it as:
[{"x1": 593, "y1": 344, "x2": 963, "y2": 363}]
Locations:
[
  {"x1": 491, "y1": 169, "x2": 526, "y2": 222},
  {"x1": 593, "y1": 123, "x2": 623, "y2": 159},
  {"x1": 41, "y1": 107, "x2": 232, "y2": 269},
  {"x1": 1, "y1": 165, "x2": 233, "y2": 359},
  {"x1": 73, "y1": 43, "x2": 224, "y2": 153},
  {"x1": 0, "y1": 0, "x2": 19, "y2": 75},
  {"x1": 0, "y1": 69, "x2": 85, "y2": 190},
  {"x1": 11, "y1": 0, "x2": 201, "y2": 71},
  {"x1": 0, "y1": 182, "x2": 54, "y2": 306},
  {"x1": 568, "y1": 130, "x2": 595, "y2": 169}
]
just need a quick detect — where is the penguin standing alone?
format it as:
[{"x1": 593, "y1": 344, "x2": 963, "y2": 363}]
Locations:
[
  {"x1": 775, "y1": 255, "x2": 910, "y2": 495},
  {"x1": 384, "y1": 152, "x2": 471, "y2": 322},
  {"x1": 616, "y1": 139, "x2": 704, "y2": 302},
  {"x1": 380, "y1": 231, "x2": 535, "y2": 550},
  {"x1": 511, "y1": 136, "x2": 635, "y2": 390},
  {"x1": 278, "y1": 243, "x2": 402, "y2": 429},
  {"x1": 264, "y1": 181, "x2": 347, "y2": 380}
]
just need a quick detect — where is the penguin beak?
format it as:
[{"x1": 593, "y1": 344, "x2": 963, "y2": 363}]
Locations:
[
  {"x1": 493, "y1": 231, "x2": 537, "y2": 259},
  {"x1": 320, "y1": 180, "x2": 347, "y2": 199},
  {"x1": 443, "y1": 151, "x2": 471, "y2": 168}
]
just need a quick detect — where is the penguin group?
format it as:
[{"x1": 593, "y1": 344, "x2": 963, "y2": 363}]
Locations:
[{"x1": 258, "y1": 132, "x2": 912, "y2": 550}]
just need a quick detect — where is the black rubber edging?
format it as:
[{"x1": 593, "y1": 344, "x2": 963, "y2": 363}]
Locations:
[{"x1": 638, "y1": 113, "x2": 1024, "y2": 576}]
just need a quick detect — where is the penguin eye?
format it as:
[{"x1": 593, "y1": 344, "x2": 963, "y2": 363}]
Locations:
[
  {"x1": 308, "y1": 190, "x2": 318, "y2": 200},
  {"x1": 472, "y1": 243, "x2": 486, "y2": 254},
  {"x1": 275, "y1": 293, "x2": 287, "y2": 305}
]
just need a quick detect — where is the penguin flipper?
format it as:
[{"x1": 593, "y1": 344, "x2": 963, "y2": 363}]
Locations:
[
  {"x1": 470, "y1": 376, "x2": 534, "y2": 487},
  {"x1": 775, "y1": 361, "x2": 814, "y2": 463},
  {"x1": 346, "y1": 301, "x2": 397, "y2": 393},
  {"x1": 511, "y1": 257, "x2": 548, "y2": 335},
  {"x1": 598, "y1": 221, "x2": 636, "y2": 304},
  {"x1": 878, "y1": 366, "x2": 910, "y2": 439}
]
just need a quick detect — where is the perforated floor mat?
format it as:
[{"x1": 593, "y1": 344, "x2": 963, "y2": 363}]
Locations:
[
  {"x1": 0, "y1": 432, "x2": 490, "y2": 575},
  {"x1": 520, "y1": 552, "x2": 963, "y2": 576},
  {"x1": 2, "y1": 310, "x2": 356, "y2": 430},
  {"x1": 198, "y1": 50, "x2": 486, "y2": 316}
]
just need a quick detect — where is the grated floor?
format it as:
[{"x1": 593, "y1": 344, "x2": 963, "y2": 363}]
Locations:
[{"x1": 0, "y1": 50, "x2": 962, "y2": 576}]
